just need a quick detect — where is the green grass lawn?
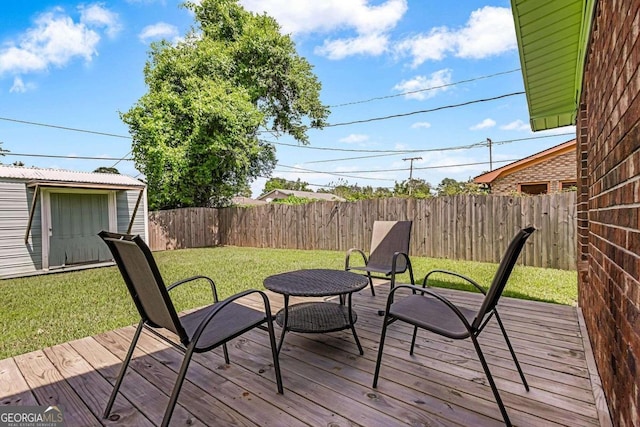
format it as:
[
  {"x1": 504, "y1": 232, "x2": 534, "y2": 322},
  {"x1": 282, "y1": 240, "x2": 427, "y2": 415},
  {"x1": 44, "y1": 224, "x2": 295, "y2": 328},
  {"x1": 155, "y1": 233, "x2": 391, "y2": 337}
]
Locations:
[{"x1": 0, "y1": 246, "x2": 577, "y2": 360}]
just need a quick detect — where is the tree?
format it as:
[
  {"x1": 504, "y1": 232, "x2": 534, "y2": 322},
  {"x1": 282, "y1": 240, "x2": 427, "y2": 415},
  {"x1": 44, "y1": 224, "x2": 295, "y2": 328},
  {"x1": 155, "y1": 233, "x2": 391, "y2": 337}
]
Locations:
[
  {"x1": 394, "y1": 178, "x2": 433, "y2": 199},
  {"x1": 121, "y1": 0, "x2": 329, "y2": 210},
  {"x1": 436, "y1": 177, "x2": 487, "y2": 196},
  {"x1": 262, "y1": 177, "x2": 309, "y2": 195},
  {"x1": 93, "y1": 166, "x2": 120, "y2": 174},
  {"x1": 0, "y1": 142, "x2": 7, "y2": 161}
]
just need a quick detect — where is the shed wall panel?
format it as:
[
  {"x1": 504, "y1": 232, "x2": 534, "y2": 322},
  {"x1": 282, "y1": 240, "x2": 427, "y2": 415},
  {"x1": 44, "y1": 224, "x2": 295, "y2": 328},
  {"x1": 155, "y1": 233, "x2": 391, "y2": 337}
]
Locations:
[
  {"x1": 116, "y1": 190, "x2": 146, "y2": 239},
  {"x1": 0, "y1": 181, "x2": 42, "y2": 278}
]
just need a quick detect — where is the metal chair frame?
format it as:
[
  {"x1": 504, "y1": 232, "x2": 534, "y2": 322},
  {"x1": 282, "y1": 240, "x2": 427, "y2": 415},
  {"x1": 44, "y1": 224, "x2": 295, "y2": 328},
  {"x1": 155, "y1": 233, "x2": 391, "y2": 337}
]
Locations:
[
  {"x1": 373, "y1": 226, "x2": 535, "y2": 426},
  {"x1": 345, "y1": 220, "x2": 413, "y2": 297},
  {"x1": 99, "y1": 231, "x2": 283, "y2": 427}
]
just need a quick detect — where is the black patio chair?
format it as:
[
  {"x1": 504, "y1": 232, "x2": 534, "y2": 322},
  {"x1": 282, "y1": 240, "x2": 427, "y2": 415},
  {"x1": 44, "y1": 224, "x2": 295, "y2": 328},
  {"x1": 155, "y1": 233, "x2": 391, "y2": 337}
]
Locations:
[
  {"x1": 345, "y1": 220, "x2": 414, "y2": 297},
  {"x1": 99, "y1": 231, "x2": 283, "y2": 427},
  {"x1": 372, "y1": 226, "x2": 535, "y2": 427}
]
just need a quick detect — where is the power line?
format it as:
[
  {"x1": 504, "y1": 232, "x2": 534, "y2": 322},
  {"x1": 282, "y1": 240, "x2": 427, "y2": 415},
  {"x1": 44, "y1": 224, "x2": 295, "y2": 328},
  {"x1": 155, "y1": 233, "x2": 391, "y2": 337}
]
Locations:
[
  {"x1": 329, "y1": 68, "x2": 522, "y2": 108},
  {"x1": 274, "y1": 158, "x2": 517, "y2": 176},
  {"x1": 2, "y1": 152, "x2": 134, "y2": 161},
  {"x1": 276, "y1": 164, "x2": 396, "y2": 181},
  {"x1": 262, "y1": 139, "x2": 431, "y2": 154},
  {"x1": 0, "y1": 116, "x2": 132, "y2": 139},
  {"x1": 305, "y1": 141, "x2": 487, "y2": 164},
  {"x1": 111, "y1": 151, "x2": 133, "y2": 168},
  {"x1": 326, "y1": 92, "x2": 525, "y2": 127}
]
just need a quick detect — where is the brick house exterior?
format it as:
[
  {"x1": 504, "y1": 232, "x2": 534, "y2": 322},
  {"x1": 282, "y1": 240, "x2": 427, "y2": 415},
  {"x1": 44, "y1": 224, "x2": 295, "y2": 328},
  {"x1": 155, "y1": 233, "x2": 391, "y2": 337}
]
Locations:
[
  {"x1": 473, "y1": 140, "x2": 576, "y2": 194},
  {"x1": 512, "y1": 1, "x2": 639, "y2": 425},
  {"x1": 576, "y1": 2, "x2": 640, "y2": 426}
]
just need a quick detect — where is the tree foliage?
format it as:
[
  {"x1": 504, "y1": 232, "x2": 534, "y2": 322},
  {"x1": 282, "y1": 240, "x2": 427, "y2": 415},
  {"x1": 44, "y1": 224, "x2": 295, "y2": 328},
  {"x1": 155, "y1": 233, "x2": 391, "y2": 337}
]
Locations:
[
  {"x1": 121, "y1": 0, "x2": 329, "y2": 210},
  {"x1": 436, "y1": 178, "x2": 487, "y2": 196},
  {"x1": 262, "y1": 177, "x2": 309, "y2": 195},
  {"x1": 393, "y1": 178, "x2": 433, "y2": 199},
  {"x1": 93, "y1": 166, "x2": 120, "y2": 174}
]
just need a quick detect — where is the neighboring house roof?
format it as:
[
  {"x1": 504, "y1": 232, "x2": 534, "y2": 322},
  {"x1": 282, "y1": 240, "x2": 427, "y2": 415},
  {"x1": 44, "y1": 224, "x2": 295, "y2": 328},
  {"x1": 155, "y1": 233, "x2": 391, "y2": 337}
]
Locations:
[
  {"x1": 231, "y1": 196, "x2": 267, "y2": 206},
  {"x1": 474, "y1": 139, "x2": 576, "y2": 184},
  {"x1": 257, "y1": 189, "x2": 345, "y2": 202},
  {"x1": 0, "y1": 165, "x2": 145, "y2": 189},
  {"x1": 511, "y1": 0, "x2": 596, "y2": 131}
]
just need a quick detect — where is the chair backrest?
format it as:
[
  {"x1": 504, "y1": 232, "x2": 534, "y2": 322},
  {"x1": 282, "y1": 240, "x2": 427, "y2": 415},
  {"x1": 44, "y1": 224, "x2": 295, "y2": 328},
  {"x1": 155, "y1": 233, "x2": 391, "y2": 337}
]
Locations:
[
  {"x1": 472, "y1": 226, "x2": 535, "y2": 329},
  {"x1": 99, "y1": 231, "x2": 187, "y2": 341},
  {"x1": 368, "y1": 221, "x2": 412, "y2": 272}
]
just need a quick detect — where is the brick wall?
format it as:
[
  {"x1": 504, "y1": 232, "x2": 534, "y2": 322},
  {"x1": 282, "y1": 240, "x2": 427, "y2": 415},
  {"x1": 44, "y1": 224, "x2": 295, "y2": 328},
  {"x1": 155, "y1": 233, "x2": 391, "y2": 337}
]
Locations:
[
  {"x1": 491, "y1": 150, "x2": 576, "y2": 193},
  {"x1": 578, "y1": 1, "x2": 640, "y2": 426}
]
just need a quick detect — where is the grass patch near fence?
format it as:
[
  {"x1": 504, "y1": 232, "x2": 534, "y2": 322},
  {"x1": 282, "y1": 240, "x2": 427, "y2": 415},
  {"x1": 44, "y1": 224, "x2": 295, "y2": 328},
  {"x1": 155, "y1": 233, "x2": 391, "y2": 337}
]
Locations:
[{"x1": 0, "y1": 246, "x2": 577, "y2": 359}]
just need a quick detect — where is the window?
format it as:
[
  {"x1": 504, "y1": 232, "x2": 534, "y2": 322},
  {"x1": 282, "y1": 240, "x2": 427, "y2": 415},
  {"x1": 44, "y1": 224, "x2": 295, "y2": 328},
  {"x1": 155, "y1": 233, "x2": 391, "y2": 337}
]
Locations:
[
  {"x1": 519, "y1": 183, "x2": 548, "y2": 195},
  {"x1": 561, "y1": 181, "x2": 577, "y2": 191}
]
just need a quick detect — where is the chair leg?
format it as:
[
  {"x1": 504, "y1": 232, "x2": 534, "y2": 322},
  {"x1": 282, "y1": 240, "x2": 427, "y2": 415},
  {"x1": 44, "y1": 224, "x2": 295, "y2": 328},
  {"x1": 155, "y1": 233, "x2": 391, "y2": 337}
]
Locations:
[
  {"x1": 372, "y1": 314, "x2": 391, "y2": 388},
  {"x1": 161, "y1": 344, "x2": 196, "y2": 427},
  {"x1": 367, "y1": 271, "x2": 375, "y2": 296},
  {"x1": 222, "y1": 343, "x2": 230, "y2": 364},
  {"x1": 103, "y1": 320, "x2": 144, "y2": 419},
  {"x1": 266, "y1": 316, "x2": 284, "y2": 394},
  {"x1": 470, "y1": 334, "x2": 512, "y2": 427},
  {"x1": 494, "y1": 311, "x2": 529, "y2": 391},
  {"x1": 409, "y1": 326, "x2": 418, "y2": 355}
]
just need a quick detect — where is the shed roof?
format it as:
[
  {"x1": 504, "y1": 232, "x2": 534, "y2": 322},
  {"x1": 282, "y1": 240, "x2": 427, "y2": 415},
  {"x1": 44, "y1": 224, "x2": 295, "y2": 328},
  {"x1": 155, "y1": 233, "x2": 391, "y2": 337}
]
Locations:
[
  {"x1": 258, "y1": 189, "x2": 345, "y2": 202},
  {"x1": 511, "y1": 0, "x2": 595, "y2": 131},
  {"x1": 0, "y1": 165, "x2": 145, "y2": 189},
  {"x1": 474, "y1": 139, "x2": 576, "y2": 184}
]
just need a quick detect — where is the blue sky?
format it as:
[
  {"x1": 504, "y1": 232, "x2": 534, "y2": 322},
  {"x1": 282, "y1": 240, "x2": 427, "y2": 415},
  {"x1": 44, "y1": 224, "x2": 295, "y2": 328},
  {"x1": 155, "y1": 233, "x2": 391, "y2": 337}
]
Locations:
[{"x1": 0, "y1": 0, "x2": 575, "y2": 197}]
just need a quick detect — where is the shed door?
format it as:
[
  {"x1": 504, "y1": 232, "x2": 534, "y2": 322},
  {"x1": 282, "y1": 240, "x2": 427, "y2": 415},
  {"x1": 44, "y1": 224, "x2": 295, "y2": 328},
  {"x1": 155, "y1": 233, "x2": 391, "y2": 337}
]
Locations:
[{"x1": 49, "y1": 193, "x2": 111, "y2": 267}]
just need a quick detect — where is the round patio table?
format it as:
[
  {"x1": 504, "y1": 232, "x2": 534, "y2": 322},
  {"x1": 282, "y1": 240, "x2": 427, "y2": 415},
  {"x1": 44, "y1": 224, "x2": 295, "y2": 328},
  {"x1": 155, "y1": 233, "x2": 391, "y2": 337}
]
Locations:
[{"x1": 264, "y1": 269, "x2": 368, "y2": 355}]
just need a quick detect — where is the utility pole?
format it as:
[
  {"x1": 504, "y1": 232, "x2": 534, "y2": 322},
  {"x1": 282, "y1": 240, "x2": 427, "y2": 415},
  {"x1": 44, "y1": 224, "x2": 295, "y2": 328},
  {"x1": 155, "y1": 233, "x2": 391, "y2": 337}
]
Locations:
[
  {"x1": 487, "y1": 138, "x2": 493, "y2": 171},
  {"x1": 402, "y1": 156, "x2": 422, "y2": 195}
]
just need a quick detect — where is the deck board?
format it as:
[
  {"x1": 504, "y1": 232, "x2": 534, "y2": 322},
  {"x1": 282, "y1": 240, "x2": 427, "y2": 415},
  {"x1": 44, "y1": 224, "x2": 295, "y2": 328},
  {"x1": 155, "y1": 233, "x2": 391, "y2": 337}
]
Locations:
[{"x1": 0, "y1": 284, "x2": 610, "y2": 426}]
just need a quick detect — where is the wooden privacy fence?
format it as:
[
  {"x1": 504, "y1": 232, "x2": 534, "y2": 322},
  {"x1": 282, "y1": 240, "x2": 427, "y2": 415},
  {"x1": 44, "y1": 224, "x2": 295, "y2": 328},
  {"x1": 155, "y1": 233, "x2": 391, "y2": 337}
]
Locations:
[
  {"x1": 149, "y1": 193, "x2": 577, "y2": 270},
  {"x1": 148, "y1": 207, "x2": 219, "y2": 251}
]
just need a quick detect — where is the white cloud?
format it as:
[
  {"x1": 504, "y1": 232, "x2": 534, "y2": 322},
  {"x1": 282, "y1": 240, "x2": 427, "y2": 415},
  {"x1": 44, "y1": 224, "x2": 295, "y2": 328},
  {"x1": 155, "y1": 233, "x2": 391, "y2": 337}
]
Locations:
[
  {"x1": 0, "y1": 6, "x2": 120, "y2": 77},
  {"x1": 9, "y1": 76, "x2": 35, "y2": 93},
  {"x1": 315, "y1": 33, "x2": 389, "y2": 59},
  {"x1": 411, "y1": 122, "x2": 431, "y2": 129},
  {"x1": 241, "y1": 0, "x2": 407, "y2": 60},
  {"x1": 500, "y1": 119, "x2": 531, "y2": 132},
  {"x1": 138, "y1": 22, "x2": 179, "y2": 43},
  {"x1": 396, "y1": 6, "x2": 516, "y2": 67},
  {"x1": 455, "y1": 6, "x2": 517, "y2": 59},
  {"x1": 240, "y1": 0, "x2": 406, "y2": 35},
  {"x1": 393, "y1": 69, "x2": 452, "y2": 100},
  {"x1": 339, "y1": 134, "x2": 369, "y2": 144},
  {"x1": 470, "y1": 118, "x2": 496, "y2": 130},
  {"x1": 395, "y1": 27, "x2": 456, "y2": 67},
  {"x1": 80, "y1": 4, "x2": 121, "y2": 38}
]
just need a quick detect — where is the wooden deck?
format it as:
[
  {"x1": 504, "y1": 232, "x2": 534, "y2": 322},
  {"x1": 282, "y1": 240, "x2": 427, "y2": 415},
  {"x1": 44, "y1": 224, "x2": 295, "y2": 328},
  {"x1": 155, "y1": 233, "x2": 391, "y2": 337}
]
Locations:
[{"x1": 0, "y1": 284, "x2": 611, "y2": 426}]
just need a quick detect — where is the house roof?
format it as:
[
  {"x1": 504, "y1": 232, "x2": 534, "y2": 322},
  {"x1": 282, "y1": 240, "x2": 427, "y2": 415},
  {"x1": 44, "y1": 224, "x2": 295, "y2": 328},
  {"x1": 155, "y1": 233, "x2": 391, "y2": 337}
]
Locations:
[
  {"x1": 231, "y1": 196, "x2": 267, "y2": 206},
  {"x1": 511, "y1": 0, "x2": 595, "y2": 131},
  {"x1": 257, "y1": 189, "x2": 345, "y2": 202},
  {"x1": 0, "y1": 165, "x2": 145, "y2": 190},
  {"x1": 474, "y1": 139, "x2": 576, "y2": 184}
]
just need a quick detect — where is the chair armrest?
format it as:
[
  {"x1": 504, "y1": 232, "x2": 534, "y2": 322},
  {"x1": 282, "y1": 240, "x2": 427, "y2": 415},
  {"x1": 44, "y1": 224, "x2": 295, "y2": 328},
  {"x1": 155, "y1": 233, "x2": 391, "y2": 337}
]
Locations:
[
  {"x1": 423, "y1": 269, "x2": 485, "y2": 294},
  {"x1": 167, "y1": 275, "x2": 218, "y2": 301},
  {"x1": 345, "y1": 248, "x2": 368, "y2": 270},
  {"x1": 190, "y1": 289, "x2": 273, "y2": 346},
  {"x1": 390, "y1": 252, "x2": 415, "y2": 287},
  {"x1": 387, "y1": 284, "x2": 475, "y2": 333}
]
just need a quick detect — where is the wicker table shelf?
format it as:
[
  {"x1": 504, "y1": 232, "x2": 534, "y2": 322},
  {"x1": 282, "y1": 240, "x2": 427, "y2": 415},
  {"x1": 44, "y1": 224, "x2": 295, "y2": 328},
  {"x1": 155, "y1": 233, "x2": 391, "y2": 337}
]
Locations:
[{"x1": 264, "y1": 269, "x2": 368, "y2": 355}]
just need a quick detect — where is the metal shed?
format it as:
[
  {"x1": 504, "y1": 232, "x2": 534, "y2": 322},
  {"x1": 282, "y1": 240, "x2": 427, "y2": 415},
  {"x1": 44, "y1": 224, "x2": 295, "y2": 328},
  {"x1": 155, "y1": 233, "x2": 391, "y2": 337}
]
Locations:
[{"x1": 0, "y1": 165, "x2": 148, "y2": 279}]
